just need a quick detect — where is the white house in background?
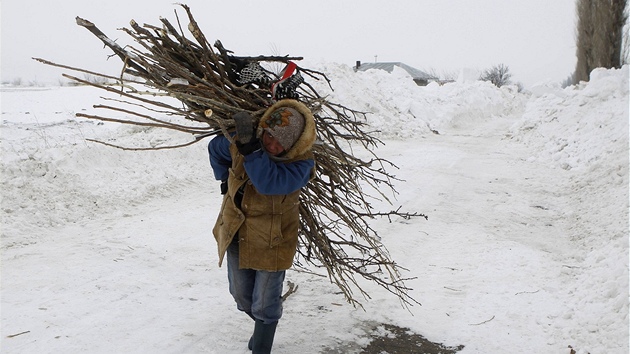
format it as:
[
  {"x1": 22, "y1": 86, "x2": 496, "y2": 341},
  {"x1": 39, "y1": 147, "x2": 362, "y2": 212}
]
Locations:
[{"x1": 354, "y1": 61, "x2": 434, "y2": 86}]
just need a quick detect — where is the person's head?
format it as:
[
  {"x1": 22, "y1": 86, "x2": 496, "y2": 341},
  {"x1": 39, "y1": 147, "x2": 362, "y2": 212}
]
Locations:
[
  {"x1": 261, "y1": 130, "x2": 286, "y2": 156},
  {"x1": 260, "y1": 106, "x2": 306, "y2": 156},
  {"x1": 259, "y1": 99, "x2": 316, "y2": 159}
]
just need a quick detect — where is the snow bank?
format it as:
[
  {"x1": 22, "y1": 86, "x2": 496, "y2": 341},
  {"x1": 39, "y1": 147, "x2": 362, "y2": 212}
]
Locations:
[
  {"x1": 1, "y1": 86, "x2": 210, "y2": 248},
  {"x1": 302, "y1": 60, "x2": 527, "y2": 139},
  {"x1": 510, "y1": 65, "x2": 629, "y2": 354},
  {"x1": 512, "y1": 65, "x2": 628, "y2": 171}
]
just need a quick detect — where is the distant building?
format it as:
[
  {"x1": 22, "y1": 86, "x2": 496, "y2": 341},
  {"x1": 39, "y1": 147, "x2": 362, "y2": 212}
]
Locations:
[{"x1": 354, "y1": 61, "x2": 434, "y2": 86}]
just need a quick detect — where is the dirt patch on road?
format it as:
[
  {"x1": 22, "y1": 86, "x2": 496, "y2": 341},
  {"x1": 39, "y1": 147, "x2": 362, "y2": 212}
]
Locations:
[
  {"x1": 361, "y1": 323, "x2": 464, "y2": 354},
  {"x1": 322, "y1": 322, "x2": 464, "y2": 354}
]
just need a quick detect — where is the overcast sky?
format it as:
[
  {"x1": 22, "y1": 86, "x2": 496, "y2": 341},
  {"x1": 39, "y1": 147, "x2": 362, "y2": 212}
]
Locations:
[{"x1": 1, "y1": 0, "x2": 577, "y2": 87}]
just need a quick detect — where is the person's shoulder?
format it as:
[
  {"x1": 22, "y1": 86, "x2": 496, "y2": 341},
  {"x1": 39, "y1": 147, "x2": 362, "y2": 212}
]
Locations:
[
  {"x1": 278, "y1": 149, "x2": 313, "y2": 164},
  {"x1": 209, "y1": 134, "x2": 234, "y2": 156}
]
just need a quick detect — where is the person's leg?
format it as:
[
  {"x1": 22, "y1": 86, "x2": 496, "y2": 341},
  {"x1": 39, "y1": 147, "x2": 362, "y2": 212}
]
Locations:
[
  {"x1": 251, "y1": 270, "x2": 285, "y2": 323},
  {"x1": 250, "y1": 270, "x2": 285, "y2": 353},
  {"x1": 226, "y1": 241, "x2": 256, "y2": 315}
]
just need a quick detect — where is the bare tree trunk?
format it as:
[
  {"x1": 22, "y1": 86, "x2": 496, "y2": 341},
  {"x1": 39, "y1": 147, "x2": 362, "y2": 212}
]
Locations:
[
  {"x1": 574, "y1": 0, "x2": 628, "y2": 83},
  {"x1": 608, "y1": 0, "x2": 629, "y2": 67}
]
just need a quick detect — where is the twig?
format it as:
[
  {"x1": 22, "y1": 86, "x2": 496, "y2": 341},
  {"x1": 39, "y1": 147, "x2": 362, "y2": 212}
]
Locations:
[
  {"x1": 444, "y1": 287, "x2": 462, "y2": 292},
  {"x1": 6, "y1": 331, "x2": 30, "y2": 338},
  {"x1": 86, "y1": 138, "x2": 200, "y2": 150},
  {"x1": 281, "y1": 281, "x2": 298, "y2": 301},
  {"x1": 562, "y1": 265, "x2": 581, "y2": 269},
  {"x1": 290, "y1": 267, "x2": 327, "y2": 278},
  {"x1": 443, "y1": 267, "x2": 461, "y2": 271},
  {"x1": 469, "y1": 315, "x2": 495, "y2": 326},
  {"x1": 515, "y1": 289, "x2": 540, "y2": 295}
]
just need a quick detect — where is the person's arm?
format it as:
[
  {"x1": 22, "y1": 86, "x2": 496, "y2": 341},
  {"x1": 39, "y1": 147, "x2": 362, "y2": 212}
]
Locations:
[
  {"x1": 208, "y1": 135, "x2": 232, "y2": 181},
  {"x1": 243, "y1": 151, "x2": 314, "y2": 195}
]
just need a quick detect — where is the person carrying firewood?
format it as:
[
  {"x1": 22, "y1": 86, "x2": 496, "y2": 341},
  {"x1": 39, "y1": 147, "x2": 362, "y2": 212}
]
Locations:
[{"x1": 207, "y1": 99, "x2": 316, "y2": 353}]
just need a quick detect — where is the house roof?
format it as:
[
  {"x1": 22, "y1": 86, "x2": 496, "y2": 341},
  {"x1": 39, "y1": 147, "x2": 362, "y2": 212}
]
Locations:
[{"x1": 356, "y1": 62, "x2": 433, "y2": 81}]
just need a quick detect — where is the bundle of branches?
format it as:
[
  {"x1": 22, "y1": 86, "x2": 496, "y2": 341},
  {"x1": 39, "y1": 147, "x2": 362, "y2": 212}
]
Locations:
[{"x1": 35, "y1": 4, "x2": 426, "y2": 308}]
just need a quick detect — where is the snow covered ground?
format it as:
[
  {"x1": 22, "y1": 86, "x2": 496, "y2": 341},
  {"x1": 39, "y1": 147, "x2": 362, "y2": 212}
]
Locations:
[{"x1": 1, "y1": 63, "x2": 628, "y2": 354}]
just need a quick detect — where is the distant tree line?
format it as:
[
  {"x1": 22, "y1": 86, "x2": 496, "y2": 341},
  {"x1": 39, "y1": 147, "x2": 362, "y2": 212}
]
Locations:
[{"x1": 423, "y1": 64, "x2": 520, "y2": 90}]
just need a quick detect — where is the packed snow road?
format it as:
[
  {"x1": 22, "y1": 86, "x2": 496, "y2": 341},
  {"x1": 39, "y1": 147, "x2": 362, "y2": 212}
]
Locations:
[{"x1": 1, "y1": 112, "x2": 595, "y2": 354}]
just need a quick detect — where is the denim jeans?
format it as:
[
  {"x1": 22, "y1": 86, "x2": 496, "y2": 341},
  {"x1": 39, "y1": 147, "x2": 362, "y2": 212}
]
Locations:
[{"x1": 226, "y1": 240, "x2": 285, "y2": 324}]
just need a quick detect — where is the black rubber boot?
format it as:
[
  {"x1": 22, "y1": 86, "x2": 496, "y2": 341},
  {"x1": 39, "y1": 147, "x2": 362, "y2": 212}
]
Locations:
[
  {"x1": 250, "y1": 319, "x2": 278, "y2": 354},
  {"x1": 246, "y1": 311, "x2": 255, "y2": 350}
]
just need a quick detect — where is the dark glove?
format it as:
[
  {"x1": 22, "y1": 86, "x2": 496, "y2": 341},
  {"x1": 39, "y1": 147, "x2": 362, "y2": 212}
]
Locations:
[
  {"x1": 236, "y1": 139, "x2": 261, "y2": 156},
  {"x1": 232, "y1": 111, "x2": 260, "y2": 156},
  {"x1": 220, "y1": 179, "x2": 228, "y2": 195},
  {"x1": 233, "y1": 112, "x2": 255, "y2": 144}
]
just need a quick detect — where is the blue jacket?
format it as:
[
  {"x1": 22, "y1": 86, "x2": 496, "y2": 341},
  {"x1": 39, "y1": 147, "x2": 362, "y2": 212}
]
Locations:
[{"x1": 208, "y1": 135, "x2": 314, "y2": 195}]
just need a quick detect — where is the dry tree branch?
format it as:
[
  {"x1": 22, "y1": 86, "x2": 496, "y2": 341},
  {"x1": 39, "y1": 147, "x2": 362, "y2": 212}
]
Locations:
[
  {"x1": 36, "y1": 4, "x2": 427, "y2": 309},
  {"x1": 86, "y1": 138, "x2": 201, "y2": 151}
]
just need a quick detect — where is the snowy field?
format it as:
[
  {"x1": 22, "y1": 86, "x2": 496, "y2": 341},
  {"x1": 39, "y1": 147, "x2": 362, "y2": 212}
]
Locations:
[{"x1": 1, "y1": 63, "x2": 628, "y2": 354}]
